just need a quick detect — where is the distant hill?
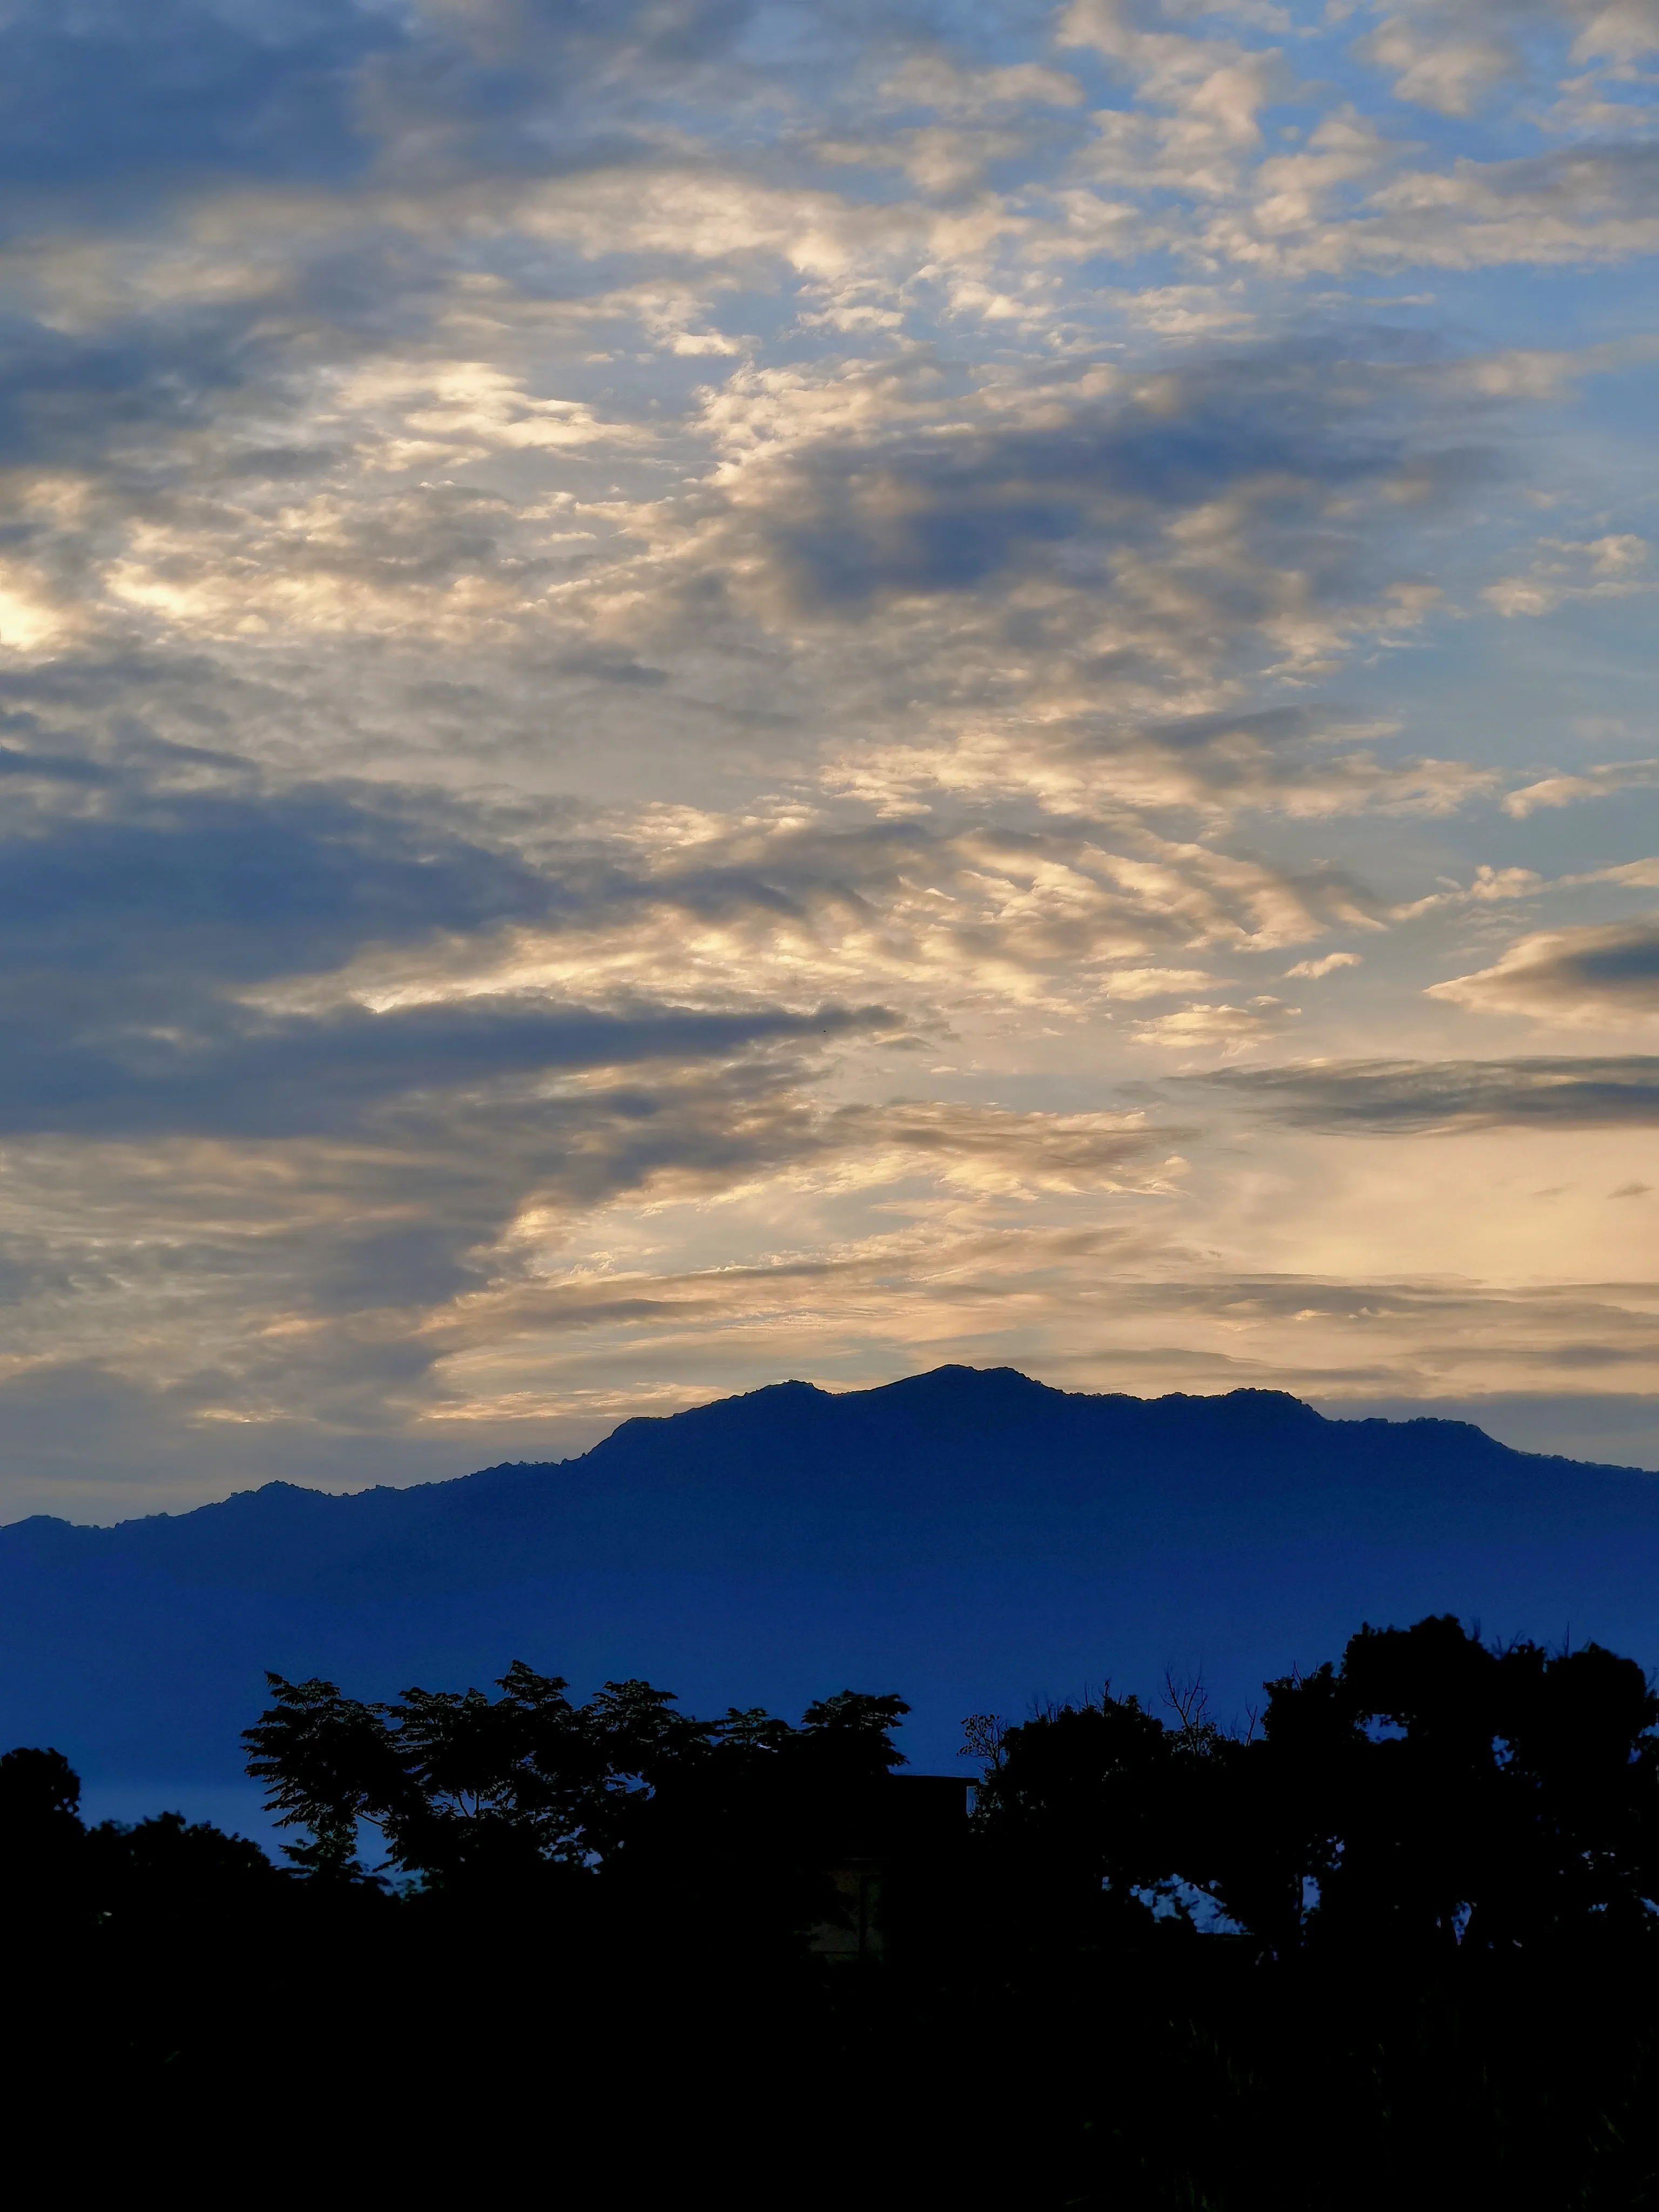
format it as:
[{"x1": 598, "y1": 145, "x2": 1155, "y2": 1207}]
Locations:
[{"x1": 4, "y1": 1365, "x2": 1659, "y2": 1811}]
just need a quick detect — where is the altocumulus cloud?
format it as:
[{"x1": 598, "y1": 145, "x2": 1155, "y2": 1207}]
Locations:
[
  {"x1": 0, "y1": 744, "x2": 899, "y2": 1137},
  {"x1": 0, "y1": 0, "x2": 1656, "y2": 1507},
  {"x1": 1428, "y1": 917, "x2": 1659, "y2": 1024}
]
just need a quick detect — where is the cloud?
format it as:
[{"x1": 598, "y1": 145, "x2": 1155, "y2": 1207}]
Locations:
[
  {"x1": 1427, "y1": 915, "x2": 1659, "y2": 1023},
  {"x1": 1390, "y1": 857, "x2": 1659, "y2": 922},
  {"x1": 367, "y1": 818, "x2": 1389, "y2": 1013},
  {"x1": 689, "y1": 345, "x2": 1426, "y2": 619},
  {"x1": 1101, "y1": 966, "x2": 1220, "y2": 998},
  {"x1": 1358, "y1": 12, "x2": 1519, "y2": 117},
  {"x1": 1504, "y1": 759, "x2": 1659, "y2": 816},
  {"x1": 0, "y1": 1063, "x2": 1194, "y2": 1492},
  {"x1": 832, "y1": 714, "x2": 1487, "y2": 824},
  {"x1": 1191, "y1": 136, "x2": 1659, "y2": 277},
  {"x1": 1345, "y1": 145, "x2": 1659, "y2": 271},
  {"x1": 0, "y1": 992, "x2": 889, "y2": 1142},
  {"x1": 11, "y1": 324, "x2": 1500, "y2": 845},
  {"x1": 1045, "y1": 0, "x2": 1659, "y2": 277},
  {"x1": 421, "y1": 1250, "x2": 1659, "y2": 1442},
  {"x1": 878, "y1": 53, "x2": 1087, "y2": 120},
  {"x1": 1130, "y1": 994, "x2": 1299, "y2": 1054},
  {"x1": 0, "y1": 743, "x2": 913, "y2": 1137},
  {"x1": 0, "y1": 0, "x2": 1656, "y2": 1507},
  {"x1": 1484, "y1": 532, "x2": 1651, "y2": 618},
  {"x1": 1345, "y1": 0, "x2": 1659, "y2": 124},
  {"x1": 1283, "y1": 952, "x2": 1361, "y2": 979},
  {"x1": 0, "y1": 0, "x2": 770, "y2": 219},
  {"x1": 0, "y1": 680, "x2": 1413, "y2": 1175},
  {"x1": 616, "y1": 340, "x2": 1506, "y2": 830},
  {"x1": 271, "y1": 801, "x2": 1382, "y2": 1029},
  {"x1": 1197, "y1": 1055, "x2": 1659, "y2": 1130},
  {"x1": 811, "y1": 1099, "x2": 1185, "y2": 1198},
  {"x1": 0, "y1": 1, "x2": 390, "y2": 200}
]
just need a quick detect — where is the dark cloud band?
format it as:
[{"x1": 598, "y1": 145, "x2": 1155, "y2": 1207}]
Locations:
[{"x1": 1195, "y1": 1057, "x2": 1659, "y2": 1133}]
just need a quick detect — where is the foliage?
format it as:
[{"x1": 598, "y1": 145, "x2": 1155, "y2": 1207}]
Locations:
[
  {"x1": 970, "y1": 1614, "x2": 1659, "y2": 1963},
  {"x1": 8, "y1": 1617, "x2": 1659, "y2": 2204},
  {"x1": 242, "y1": 1665, "x2": 909, "y2": 1891}
]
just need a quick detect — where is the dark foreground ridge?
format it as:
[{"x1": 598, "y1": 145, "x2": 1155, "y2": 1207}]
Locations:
[{"x1": 3, "y1": 1364, "x2": 1658, "y2": 1792}]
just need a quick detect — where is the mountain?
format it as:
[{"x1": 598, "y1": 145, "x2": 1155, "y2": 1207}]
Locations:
[{"x1": 4, "y1": 1365, "x2": 1659, "y2": 1823}]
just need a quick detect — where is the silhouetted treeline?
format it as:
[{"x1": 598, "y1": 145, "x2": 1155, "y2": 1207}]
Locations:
[{"x1": 8, "y1": 1616, "x2": 1659, "y2": 2207}]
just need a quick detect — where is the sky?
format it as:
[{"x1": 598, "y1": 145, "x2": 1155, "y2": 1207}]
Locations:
[{"x1": 0, "y1": 0, "x2": 1656, "y2": 1521}]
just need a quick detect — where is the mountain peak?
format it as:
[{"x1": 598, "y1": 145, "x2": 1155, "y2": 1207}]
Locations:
[{"x1": 5, "y1": 1368, "x2": 1659, "y2": 1803}]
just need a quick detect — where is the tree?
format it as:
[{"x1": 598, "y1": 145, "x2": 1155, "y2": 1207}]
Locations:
[
  {"x1": 0, "y1": 1745, "x2": 83, "y2": 1851},
  {"x1": 242, "y1": 1667, "x2": 919, "y2": 1970},
  {"x1": 1205, "y1": 1616, "x2": 1659, "y2": 1959},
  {"x1": 968, "y1": 1685, "x2": 1208, "y2": 1945},
  {"x1": 243, "y1": 1674, "x2": 408, "y2": 1879},
  {"x1": 243, "y1": 1665, "x2": 895, "y2": 1892},
  {"x1": 0, "y1": 1745, "x2": 89, "y2": 1936}
]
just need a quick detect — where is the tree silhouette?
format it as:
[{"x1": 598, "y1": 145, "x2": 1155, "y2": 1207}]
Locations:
[
  {"x1": 242, "y1": 1674, "x2": 407, "y2": 1878},
  {"x1": 1214, "y1": 1616, "x2": 1659, "y2": 1958},
  {"x1": 8, "y1": 1618, "x2": 1659, "y2": 2204},
  {"x1": 241, "y1": 1666, "x2": 912, "y2": 1919},
  {"x1": 969, "y1": 1616, "x2": 1659, "y2": 1972}
]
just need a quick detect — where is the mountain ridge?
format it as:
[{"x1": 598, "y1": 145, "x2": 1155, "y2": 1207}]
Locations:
[
  {"x1": 6, "y1": 1367, "x2": 1637, "y2": 1549},
  {"x1": 4, "y1": 1364, "x2": 1658, "y2": 1805}
]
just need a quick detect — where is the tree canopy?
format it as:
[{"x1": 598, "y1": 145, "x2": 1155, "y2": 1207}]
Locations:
[
  {"x1": 972, "y1": 1615, "x2": 1659, "y2": 1961},
  {"x1": 243, "y1": 1665, "x2": 912, "y2": 1893},
  {"x1": 8, "y1": 1614, "x2": 1659, "y2": 2207}
]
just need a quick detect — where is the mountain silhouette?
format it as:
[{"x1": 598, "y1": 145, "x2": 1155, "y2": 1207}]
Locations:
[{"x1": 5, "y1": 1366, "x2": 1659, "y2": 1811}]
